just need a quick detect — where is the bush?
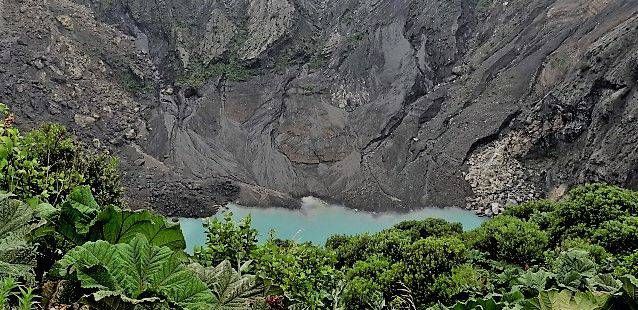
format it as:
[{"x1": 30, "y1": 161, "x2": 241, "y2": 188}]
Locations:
[
  {"x1": 503, "y1": 199, "x2": 558, "y2": 221},
  {"x1": 195, "y1": 212, "x2": 258, "y2": 266},
  {"x1": 467, "y1": 216, "x2": 549, "y2": 265},
  {"x1": 340, "y1": 278, "x2": 384, "y2": 310},
  {"x1": 554, "y1": 238, "x2": 611, "y2": 265},
  {"x1": 251, "y1": 242, "x2": 339, "y2": 308},
  {"x1": 616, "y1": 252, "x2": 638, "y2": 277},
  {"x1": 403, "y1": 236, "x2": 468, "y2": 306},
  {"x1": 549, "y1": 184, "x2": 638, "y2": 243},
  {"x1": 341, "y1": 255, "x2": 404, "y2": 309},
  {"x1": 0, "y1": 114, "x2": 121, "y2": 206},
  {"x1": 551, "y1": 249, "x2": 598, "y2": 289},
  {"x1": 328, "y1": 229, "x2": 412, "y2": 268},
  {"x1": 593, "y1": 217, "x2": 638, "y2": 254},
  {"x1": 393, "y1": 218, "x2": 463, "y2": 240},
  {"x1": 431, "y1": 264, "x2": 489, "y2": 303}
]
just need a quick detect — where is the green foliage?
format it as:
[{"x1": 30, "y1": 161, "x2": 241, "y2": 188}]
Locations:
[
  {"x1": 340, "y1": 277, "x2": 385, "y2": 310},
  {"x1": 0, "y1": 120, "x2": 121, "y2": 206},
  {"x1": 525, "y1": 290, "x2": 612, "y2": 310},
  {"x1": 555, "y1": 238, "x2": 611, "y2": 265},
  {"x1": 550, "y1": 250, "x2": 598, "y2": 290},
  {"x1": 592, "y1": 216, "x2": 638, "y2": 254},
  {"x1": 92, "y1": 205, "x2": 186, "y2": 251},
  {"x1": 0, "y1": 278, "x2": 39, "y2": 310},
  {"x1": 53, "y1": 234, "x2": 214, "y2": 309},
  {"x1": 503, "y1": 199, "x2": 557, "y2": 221},
  {"x1": 56, "y1": 186, "x2": 101, "y2": 244},
  {"x1": 616, "y1": 252, "x2": 638, "y2": 277},
  {"x1": 0, "y1": 194, "x2": 37, "y2": 284},
  {"x1": 431, "y1": 264, "x2": 489, "y2": 303},
  {"x1": 327, "y1": 229, "x2": 412, "y2": 268},
  {"x1": 467, "y1": 215, "x2": 548, "y2": 265},
  {"x1": 393, "y1": 218, "x2": 463, "y2": 240},
  {"x1": 15, "y1": 286, "x2": 38, "y2": 310},
  {"x1": 403, "y1": 237, "x2": 468, "y2": 306},
  {"x1": 251, "y1": 241, "x2": 339, "y2": 309},
  {"x1": 189, "y1": 260, "x2": 263, "y2": 309},
  {"x1": 548, "y1": 184, "x2": 638, "y2": 244},
  {"x1": 195, "y1": 212, "x2": 258, "y2": 267},
  {"x1": 176, "y1": 58, "x2": 251, "y2": 87},
  {"x1": 120, "y1": 70, "x2": 153, "y2": 94},
  {"x1": 45, "y1": 186, "x2": 185, "y2": 250},
  {"x1": 0, "y1": 277, "x2": 17, "y2": 309},
  {"x1": 340, "y1": 255, "x2": 404, "y2": 309},
  {"x1": 619, "y1": 275, "x2": 638, "y2": 307}
]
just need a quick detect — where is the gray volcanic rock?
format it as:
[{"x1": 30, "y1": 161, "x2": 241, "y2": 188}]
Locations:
[{"x1": 1, "y1": 0, "x2": 638, "y2": 215}]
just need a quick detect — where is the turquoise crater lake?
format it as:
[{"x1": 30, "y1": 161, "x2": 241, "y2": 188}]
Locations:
[{"x1": 180, "y1": 198, "x2": 486, "y2": 253}]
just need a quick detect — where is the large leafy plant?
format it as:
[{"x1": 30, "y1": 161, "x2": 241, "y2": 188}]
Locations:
[
  {"x1": 53, "y1": 234, "x2": 213, "y2": 309},
  {"x1": 189, "y1": 260, "x2": 263, "y2": 309},
  {"x1": 0, "y1": 193, "x2": 37, "y2": 284},
  {"x1": 49, "y1": 186, "x2": 186, "y2": 251}
]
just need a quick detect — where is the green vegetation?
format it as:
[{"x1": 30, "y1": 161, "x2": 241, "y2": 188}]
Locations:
[
  {"x1": 0, "y1": 104, "x2": 121, "y2": 205},
  {"x1": 0, "y1": 194, "x2": 37, "y2": 284},
  {"x1": 176, "y1": 58, "x2": 252, "y2": 88},
  {"x1": 121, "y1": 70, "x2": 153, "y2": 94},
  {"x1": 1, "y1": 104, "x2": 638, "y2": 309},
  {"x1": 307, "y1": 54, "x2": 328, "y2": 71}
]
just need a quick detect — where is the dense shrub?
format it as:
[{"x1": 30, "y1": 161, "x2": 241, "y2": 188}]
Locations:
[
  {"x1": 503, "y1": 199, "x2": 557, "y2": 221},
  {"x1": 554, "y1": 238, "x2": 611, "y2": 265},
  {"x1": 327, "y1": 229, "x2": 412, "y2": 268},
  {"x1": 467, "y1": 216, "x2": 548, "y2": 265},
  {"x1": 616, "y1": 252, "x2": 638, "y2": 277},
  {"x1": 0, "y1": 109, "x2": 121, "y2": 206},
  {"x1": 431, "y1": 264, "x2": 489, "y2": 303},
  {"x1": 340, "y1": 277, "x2": 385, "y2": 310},
  {"x1": 341, "y1": 255, "x2": 404, "y2": 309},
  {"x1": 195, "y1": 212, "x2": 258, "y2": 266},
  {"x1": 548, "y1": 184, "x2": 638, "y2": 243},
  {"x1": 251, "y1": 241, "x2": 339, "y2": 308},
  {"x1": 592, "y1": 216, "x2": 638, "y2": 254},
  {"x1": 403, "y1": 236, "x2": 468, "y2": 306},
  {"x1": 393, "y1": 218, "x2": 463, "y2": 239}
]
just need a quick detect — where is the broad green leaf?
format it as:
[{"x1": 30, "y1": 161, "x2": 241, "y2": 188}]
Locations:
[
  {"x1": 54, "y1": 235, "x2": 214, "y2": 309},
  {"x1": 587, "y1": 274, "x2": 621, "y2": 293},
  {"x1": 502, "y1": 289, "x2": 525, "y2": 303},
  {"x1": 57, "y1": 186, "x2": 101, "y2": 243},
  {"x1": 0, "y1": 193, "x2": 36, "y2": 284},
  {"x1": 515, "y1": 269, "x2": 554, "y2": 293},
  {"x1": 67, "y1": 185, "x2": 99, "y2": 210},
  {"x1": 92, "y1": 205, "x2": 186, "y2": 251},
  {"x1": 526, "y1": 290, "x2": 611, "y2": 310},
  {"x1": 32, "y1": 202, "x2": 57, "y2": 219},
  {"x1": 189, "y1": 260, "x2": 262, "y2": 310},
  {"x1": 449, "y1": 296, "x2": 499, "y2": 310},
  {"x1": 621, "y1": 275, "x2": 638, "y2": 307},
  {"x1": 573, "y1": 291, "x2": 611, "y2": 309},
  {"x1": 527, "y1": 290, "x2": 574, "y2": 310}
]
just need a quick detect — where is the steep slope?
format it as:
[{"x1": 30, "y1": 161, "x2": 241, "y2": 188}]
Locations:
[{"x1": 1, "y1": 0, "x2": 637, "y2": 215}]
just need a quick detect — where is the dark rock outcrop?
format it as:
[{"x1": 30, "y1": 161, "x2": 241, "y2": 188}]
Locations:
[{"x1": 1, "y1": 0, "x2": 637, "y2": 215}]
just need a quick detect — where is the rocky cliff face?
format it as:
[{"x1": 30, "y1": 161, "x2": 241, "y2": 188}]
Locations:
[{"x1": 1, "y1": 0, "x2": 638, "y2": 216}]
